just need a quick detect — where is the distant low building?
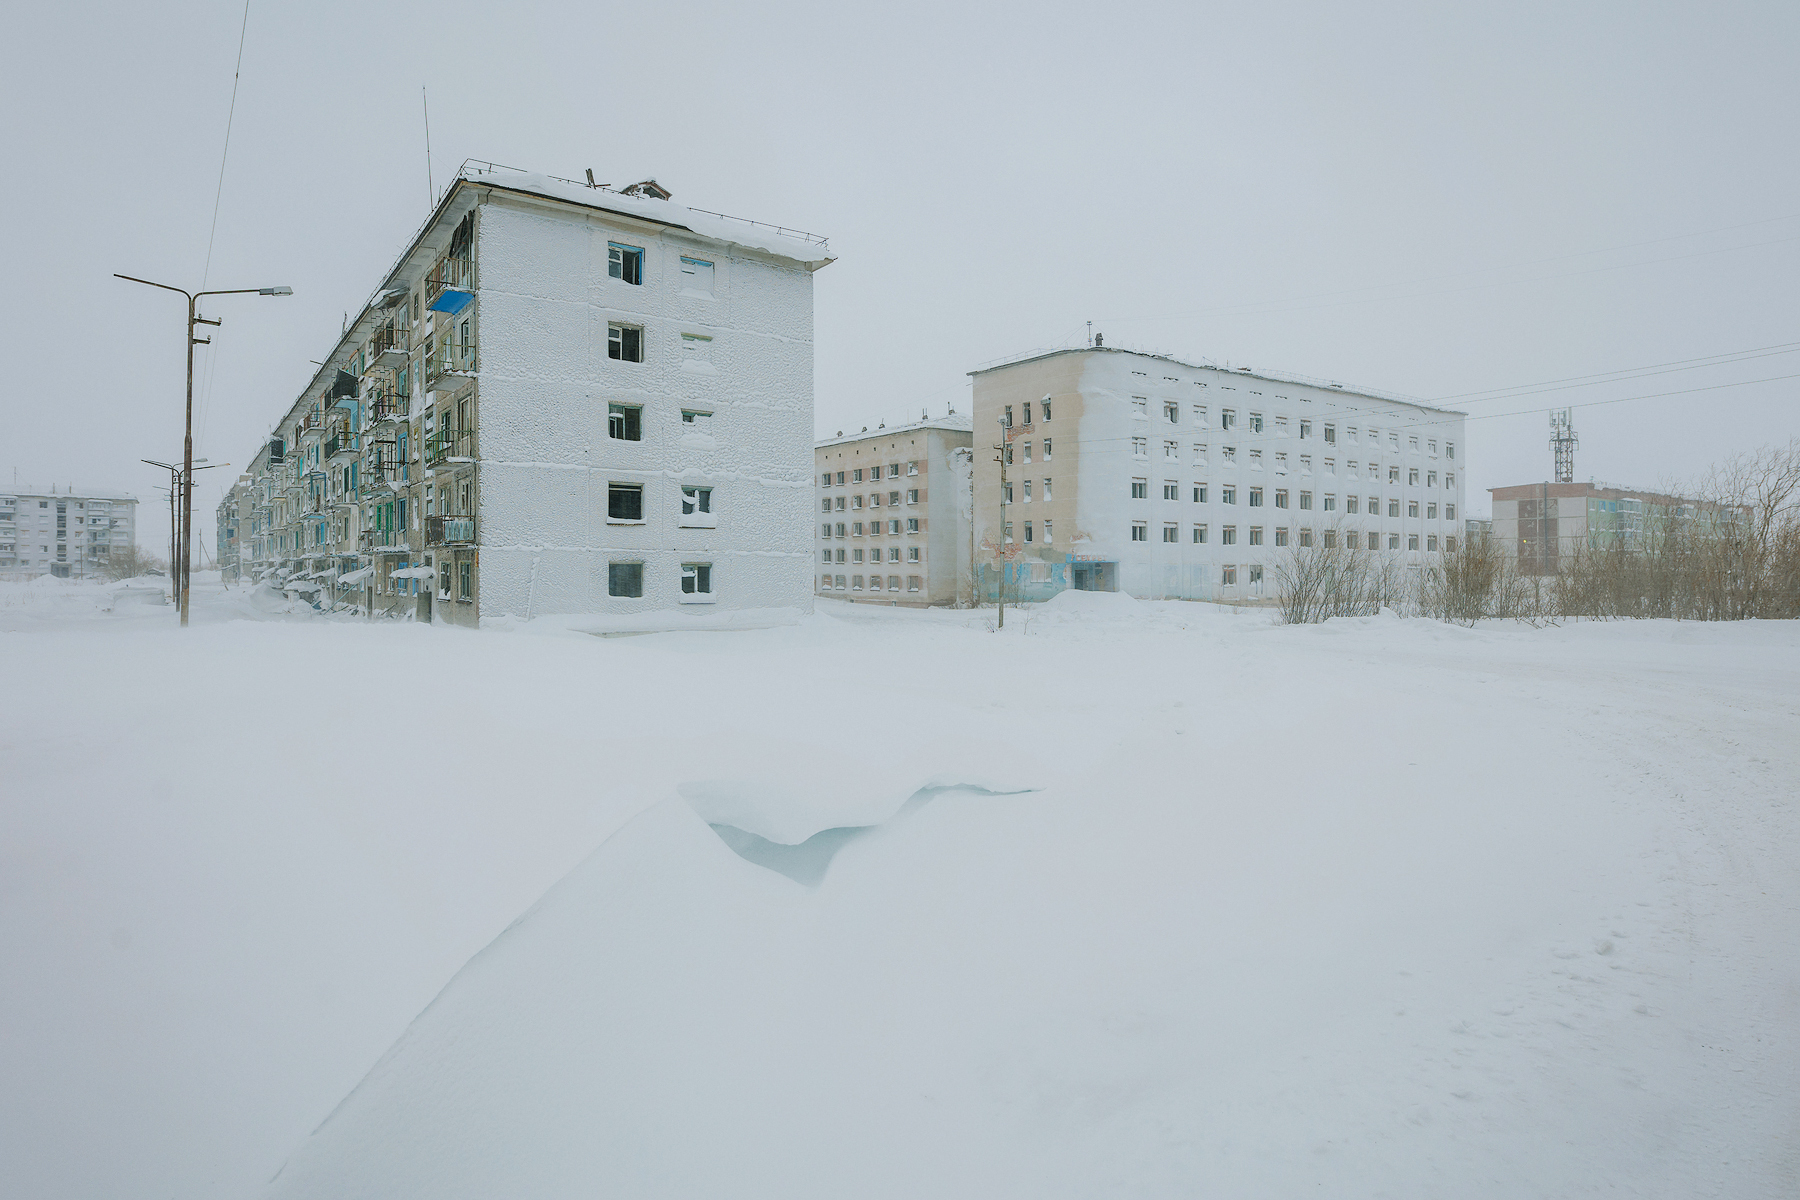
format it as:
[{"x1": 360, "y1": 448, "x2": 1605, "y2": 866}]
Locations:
[
  {"x1": 0, "y1": 487, "x2": 137, "y2": 580},
  {"x1": 1489, "y1": 481, "x2": 1721, "y2": 575},
  {"x1": 815, "y1": 416, "x2": 973, "y2": 605}
]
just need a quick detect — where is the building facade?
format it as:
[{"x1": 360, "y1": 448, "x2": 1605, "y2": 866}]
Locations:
[
  {"x1": 969, "y1": 347, "x2": 1467, "y2": 602},
  {"x1": 226, "y1": 164, "x2": 832, "y2": 626},
  {"x1": 0, "y1": 487, "x2": 137, "y2": 580},
  {"x1": 1489, "y1": 482, "x2": 1718, "y2": 575},
  {"x1": 815, "y1": 416, "x2": 972, "y2": 605}
]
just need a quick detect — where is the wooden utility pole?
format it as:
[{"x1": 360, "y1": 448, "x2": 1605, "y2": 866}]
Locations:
[{"x1": 994, "y1": 418, "x2": 1010, "y2": 629}]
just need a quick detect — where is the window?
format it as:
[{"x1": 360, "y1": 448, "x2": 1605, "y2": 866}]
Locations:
[
  {"x1": 1409, "y1": 436, "x2": 1420, "y2": 453},
  {"x1": 821, "y1": 472, "x2": 832, "y2": 487},
  {"x1": 1221, "y1": 565, "x2": 1236, "y2": 586},
  {"x1": 906, "y1": 488, "x2": 919, "y2": 504},
  {"x1": 1249, "y1": 526, "x2": 1263, "y2": 546},
  {"x1": 1446, "y1": 503, "x2": 1456, "y2": 520},
  {"x1": 1043, "y1": 437, "x2": 1052, "y2": 459},
  {"x1": 869, "y1": 492, "x2": 882, "y2": 508},
  {"x1": 1004, "y1": 405, "x2": 1013, "y2": 427},
  {"x1": 1131, "y1": 522, "x2": 1148, "y2": 541},
  {"x1": 1299, "y1": 491, "x2": 1312, "y2": 510},
  {"x1": 1275, "y1": 416, "x2": 1289, "y2": 436},
  {"x1": 608, "y1": 483, "x2": 643, "y2": 521},
  {"x1": 852, "y1": 521, "x2": 864, "y2": 536},
  {"x1": 908, "y1": 546, "x2": 920, "y2": 561},
  {"x1": 1132, "y1": 478, "x2": 1148, "y2": 499},
  {"x1": 1299, "y1": 528, "x2": 1313, "y2": 547},
  {"x1": 1249, "y1": 488, "x2": 1263, "y2": 507},
  {"x1": 1221, "y1": 525, "x2": 1237, "y2": 545},
  {"x1": 905, "y1": 518, "x2": 919, "y2": 533},
  {"x1": 1132, "y1": 437, "x2": 1148, "y2": 457},
  {"x1": 1447, "y1": 441, "x2": 1456, "y2": 460},
  {"x1": 1193, "y1": 443, "x2": 1209, "y2": 467},
  {"x1": 1221, "y1": 408, "x2": 1236, "y2": 429},
  {"x1": 853, "y1": 549, "x2": 864, "y2": 563},
  {"x1": 1275, "y1": 489, "x2": 1289, "y2": 508},
  {"x1": 679, "y1": 256, "x2": 714, "y2": 294},
  {"x1": 853, "y1": 494, "x2": 864, "y2": 509},
  {"x1": 907, "y1": 575, "x2": 922, "y2": 592},
  {"x1": 834, "y1": 522, "x2": 846, "y2": 537},
  {"x1": 608, "y1": 561, "x2": 643, "y2": 597},
  {"x1": 681, "y1": 486, "x2": 713, "y2": 516},
  {"x1": 1323, "y1": 530, "x2": 1337, "y2": 549},
  {"x1": 1426, "y1": 503, "x2": 1438, "y2": 519},
  {"x1": 821, "y1": 499, "x2": 832, "y2": 514},
  {"x1": 1323, "y1": 494, "x2": 1336, "y2": 512},
  {"x1": 681, "y1": 562, "x2": 713, "y2": 596},
  {"x1": 1163, "y1": 480, "x2": 1179, "y2": 500},
  {"x1": 1043, "y1": 520, "x2": 1053, "y2": 543},
  {"x1": 1408, "y1": 501, "x2": 1419, "y2": 518},
  {"x1": 1132, "y1": 397, "x2": 1148, "y2": 417},
  {"x1": 1427, "y1": 535, "x2": 1439, "y2": 551},
  {"x1": 835, "y1": 471, "x2": 845, "y2": 485},
  {"x1": 834, "y1": 497, "x2": 845, "y2": 512},
  {"x1": 1249, "y1": 412, "x2": 1264, "y2": 433},
  {"x1": 889, "y1": 464, "x2": 902, "y2": 479},
  {"x1": 1193, "y1": 483, "x2": 1208, "y2": 503},
  {"x1": 1428, "y1": 439, "x2": 1438, "y2": 457},
  {"x1": 1163, "y1": 523, "x2": 1179, "y2": 542},
  {"x1": 1193, "y1": 404, "x2": 1208, "y2": 425},
  {"x1": 888, "y1": 547, "x2": 901, "y2": 562},
  {"x1": 1025, "y1": 521, "x2": 1035, "y2": 542},
  {"x1": 607, "y1": 403, "x2": 642, "y2": 441},
  {"x1": 1389, "y1": 465, "x2": 1400, "y2": 484},
  {"x1": 1041, "y1": 478, "x2": 1052, "y2": 500},
  {"x1": 1023, "y1": 402, "x2": 1033, "y2": 425},
  {"x1": 852, "y1": 468, "x2": 863, "y2": 483},
  {"x1": 1446, "y1": 536, "x2": 1457, "y2": 553},
  {"x1": 1164, "y1": 400, "x2": 1179, "y2": 423},
  {"x1": 1003, "y1": 522, "x2": 1014, "y2": 544},
  {"x1": 1346, "y1": 496, "x2": 1359, "y2": 514},
  {"x1": 607, "y1": 323, "x2": 643, "y2": 362},
  {"x1": 1427, "y1": 471, "x2": 1438, "y2": 488},
  {"x1": 1299, "y1": 420, "x2": 1311, "y2": 439},
  {"x1": 607, "y1": 243, "x2": 644, "y2": 284},
  {"x1": 1446, "y1": 472, "x2": 1456, "y2": 489},
  {"x1": 1275, "y1": 527, "x2": 1289, "y2": 546},
  {"x1": 1409, "y1": 469, "x2": 1420, "y2": 486},
  {"x1": 852, "y1": 575, "x2": 864, "y2": 590},
  {"x1": 1164, "y1": 439, "x2": 1179, "y2": 460},
  {"x1": 1021, "y1": 441, "x2": 1031, "y2": 463},
  {"x1": 1389, "y1": 534, "x2": 1400, "y2": 550},
  {"x1": 1222, "y1": 486, "x2": 1236, "y2": 505},
  {"x1": 1192, "y1": 524, "x2": 1208, "y2": 543},
  {"x1": 681, "y1": 333, "x2": 712, "y2": 364}
]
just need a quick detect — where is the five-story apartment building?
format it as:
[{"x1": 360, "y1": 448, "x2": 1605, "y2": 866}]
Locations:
[
  {"x1": 228, "y1": 163, "x2": 833, "y2": 625},
  {"x1": 970, "y1": 346, "x2": 1467, "y2": 601},
  {"x1": 815, "y1": 416, "x2": 972, "y2": 605},
  {"x1": 0, "y1": 487, "x2": 137, "y2": 580}
]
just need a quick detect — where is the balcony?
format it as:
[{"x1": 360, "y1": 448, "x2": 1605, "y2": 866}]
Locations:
[
  {"x1": 364, "y1": 390, "x2": 408, "y2": 427},
  {"x1": 426, "y1": 247, "x2": 474, "y2": 315},
  {"x1": 426, "y1": 515, "x2": 475, "y2": 545},
  {"x1": 324, "y1": 432, "x2": 357, "y2": 460},
  {"x1": 366, "y1": 323, "x2": 409, "y2": 371},
  {"x1": 425, "y1": 427, "x2": 474, "y2": 466},
  {"x1": 359, "y1": 528, "x2": 412, "y2": 553},
  {"x1": 425, "y1": 337, "x2": 477, "y2": 391}
]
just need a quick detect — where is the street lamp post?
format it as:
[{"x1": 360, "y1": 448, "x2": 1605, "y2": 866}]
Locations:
[
  {"x1": 143, "y1": 458, "x2": 225, "y2": 606},
  {"x1": 116, "y1": 275, "x2": 291, "y2": 626}
]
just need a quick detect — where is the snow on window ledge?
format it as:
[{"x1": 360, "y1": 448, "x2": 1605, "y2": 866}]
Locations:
[
  {"x1": 606, "y1": 518, "x2": 647, "y2": 525},
  {"x1": 679, "y1": 593, "x2": 717, "y2": 604},
  {"x1": 678, "y1": 513, "x2": 718, "y2": 529}
]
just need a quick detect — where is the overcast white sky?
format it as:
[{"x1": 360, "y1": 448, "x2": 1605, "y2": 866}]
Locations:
[{"x1": 3, "y1": 0, "x2": 1796, "y2": 539}]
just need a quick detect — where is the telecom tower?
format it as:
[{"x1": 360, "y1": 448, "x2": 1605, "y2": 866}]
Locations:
[{"x1": 1549, "y1": 408, "x2": 1578, "y2": 483}]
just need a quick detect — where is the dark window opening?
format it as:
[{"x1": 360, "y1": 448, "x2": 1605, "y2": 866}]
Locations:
[
  {"x1": 608, "y1": 483, "x2": 644, "y2": 521},
  {"x1": 608, "y1": 324, "x2": 643, "y2": 362},
  {"x1": 608, "y1": 404, "x2": 641, "y2": 440},
  {"x1": 608, "y1": 562, "x2": 643, "y2": 597},
  {"x1": 608, "y1": 243, "x2": 643, "y2": 285}
]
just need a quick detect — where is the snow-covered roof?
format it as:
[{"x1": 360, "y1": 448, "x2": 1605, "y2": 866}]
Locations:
[
  {"x1": 2, "y1": 485, "x2": 137, "y2": 502},
  {"x1": 465, "y1": 164, "x2": 835, "y2": 270},
  {"x1": 969, "y1": 345, "x2": 1466, "y2": 418},
  {"x1": 815, "y1": 413, "x2": 973, "y2": 449}
]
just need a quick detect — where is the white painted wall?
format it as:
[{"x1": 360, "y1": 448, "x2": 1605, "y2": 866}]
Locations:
[{"x1": 474, "y1": 197, "x2": 818, "y2": 622}]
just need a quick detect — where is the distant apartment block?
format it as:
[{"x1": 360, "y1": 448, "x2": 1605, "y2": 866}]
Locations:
[
  {"x1": 0, "y1": 487, "x2": 136, "y2": 580},
  {"x1": 815, "y1": 416, "x2": 972, "y2": 605},
  {"x1": 225, "y1": 163, "x2": 833, "y2": 625},
  {"x1": 1490, "y1": 481, "x2": 1723, "y2": 575},
  {"x1": 969, "y1": 346, "x2": 1468, "y2": 601}
]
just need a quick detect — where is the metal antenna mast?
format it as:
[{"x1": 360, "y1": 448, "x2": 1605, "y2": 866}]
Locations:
[{"x1": 1549, "y1": 408, "x2": 1578, "y2": 483}]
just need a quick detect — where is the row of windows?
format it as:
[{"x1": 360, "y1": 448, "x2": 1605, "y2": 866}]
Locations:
[
  {"x1": 999, "y1": 438, "x2": 1051, "y2": 463},
  {"x1": 1000, "y1": 400, "x2": 1050, "y2": 426},
  {"x1": 607, "y1": 483, "x2": 714, "y2": 521},
  {"x1": 1126, "y1": 522, "x2": 1458, "y2": 552},
  {"x1": 822, "y1": 546, "x2": 923, "y2": 564},
  {"x1": 821, "y1": 519, "x2": 922, "y2": 536},
  {"x1": 820, "y1": 463, "x2": 918, "y2": 485},
  {"x1": 1127, "y1": 480, "x2": 1455, "y2": 520},
  {"x1": 606, "y1": 243, "x2": 717, "y2": 294},
  {"x1": 1131, "y1": 400, "x2": 1456, "y2": 457},
  {"x1": 823, "y1": 489, "x2": 920, "y2": 512},
  {"x1": 607, "y1": 404, "x2": 712, "y2": 440},
  {"x1": 605, "y1": 324, "x2": 713, "y2": 365},
  {"x1": 1127, "y1": 442, "x2": 1457, "y2": 486},
  {"x1": 822, "y1": 574, "x2": 923, "y2": 593},
  {"x1": 1001, "y1": 478, "x2": 1051, "y2": 503},
  {"x1": 606, "y1": 560, "x2": 714, "y2": 598}
]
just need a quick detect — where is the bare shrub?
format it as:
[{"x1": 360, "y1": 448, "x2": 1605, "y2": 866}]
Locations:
[
  {"x1": 99, "y1": 545, "x2": 167, "y2": 582},
  {"x1": 1275, "y1": 532, "x2": 1404, "y2": 624}
]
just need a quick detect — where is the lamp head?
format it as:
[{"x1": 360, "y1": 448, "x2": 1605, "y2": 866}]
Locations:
[{"x1": 258, "y1": 286, "x2": 293, "y2": 297}]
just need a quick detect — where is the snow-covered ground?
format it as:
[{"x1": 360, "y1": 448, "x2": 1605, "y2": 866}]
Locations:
[{"x1": 2, "y1": 576, "x2": 1796, "y2": 1199}]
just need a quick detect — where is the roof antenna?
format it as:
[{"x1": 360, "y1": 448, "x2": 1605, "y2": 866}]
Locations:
[
  {"x1": 1087, "y1": 321, "x2": 1093, "y2": 347},
  {"x1": 585, "y1": 168, "x2": 595, "y2": 187},
  {"x1": 422, "y1": 86, "x2": 434, "y2": 205}
]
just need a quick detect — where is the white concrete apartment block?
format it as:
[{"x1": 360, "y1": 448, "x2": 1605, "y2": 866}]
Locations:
[
  {"x1": 0, "y1": 488, "x2": 137, "y2": 580},
  {"x1": 970, "y1": 346, "x2": 1467, "y2": 602},
  {"x1": 814, "y1": 416, "x2": 973, "y2": 605}
]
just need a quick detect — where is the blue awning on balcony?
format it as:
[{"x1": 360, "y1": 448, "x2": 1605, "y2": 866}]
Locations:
[{"x1": 428, "y1": 288, "x2": 473, "y2": 315}]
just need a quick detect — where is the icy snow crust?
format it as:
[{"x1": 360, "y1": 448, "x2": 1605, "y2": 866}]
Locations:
[{"x1": 4, "y1": 579, "x2": 1798, "y2": 1200}]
